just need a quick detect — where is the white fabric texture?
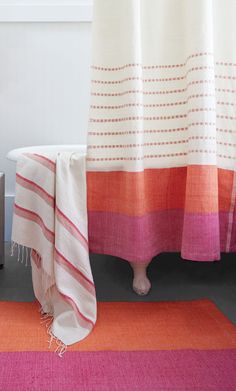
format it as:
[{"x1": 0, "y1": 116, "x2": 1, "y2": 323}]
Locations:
[
  {"x1": 12, "y1": 152, "x2": 97, "y2": 348},
  {"x1": 87, "y1": 0, "x2": 236, "y2": 172}
]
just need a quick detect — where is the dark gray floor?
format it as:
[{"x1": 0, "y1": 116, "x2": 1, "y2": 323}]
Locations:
[{"x1": 1, "y1": 242, "x2": 236, "y2": 325}]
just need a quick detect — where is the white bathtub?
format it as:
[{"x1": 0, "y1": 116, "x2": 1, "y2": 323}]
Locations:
[{"x1": 7, "y1": 144, "x2": 87, "y2": 162}]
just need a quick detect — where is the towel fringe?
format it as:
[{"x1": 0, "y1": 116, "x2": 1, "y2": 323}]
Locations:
[
  {"x1": 10, "y1": 241, "x2": 31, "y2": 268},
  {"x1": 54, "y1": 337, "x2": 68, "y2": 358},
  {"x1": 47, "y1": 323, "x2": 67, "y2": 357},
  {"x1": 38, "y1": 303, "x2": 67, "y2": 357},
  {"x1": 10, "y1": 241, "x2": 17, "y2": 257},
  {"x1": 12, "y1": 241, "x2": 67, "y2": 357}
]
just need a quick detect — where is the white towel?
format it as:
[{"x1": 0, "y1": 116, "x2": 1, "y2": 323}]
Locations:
[{"x1": 12, "y1": 151, "x2": 97, "y2": 354}]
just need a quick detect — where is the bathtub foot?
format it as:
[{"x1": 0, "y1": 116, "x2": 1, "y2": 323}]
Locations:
[{"x1": 129, "y1": 261, "x2": 151, "y2": 296}]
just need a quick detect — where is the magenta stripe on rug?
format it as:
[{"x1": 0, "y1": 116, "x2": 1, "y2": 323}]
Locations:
[{"x1": 0, "y1": 350, "x2": 235, "y2": 391}]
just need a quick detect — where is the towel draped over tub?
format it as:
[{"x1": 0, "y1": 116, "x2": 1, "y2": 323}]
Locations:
[{"x1": 12, "y1": 152, "x2": 97, "y2": 353}]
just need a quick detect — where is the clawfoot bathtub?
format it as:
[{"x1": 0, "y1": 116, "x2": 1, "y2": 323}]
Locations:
[{"x1": 7, "y1": 144, "x2": 87, "y2": 162}]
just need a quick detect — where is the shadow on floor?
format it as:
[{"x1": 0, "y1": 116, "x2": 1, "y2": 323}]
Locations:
[{"x1": 1, "y1": 243, "x2": 236, "y2": 325}]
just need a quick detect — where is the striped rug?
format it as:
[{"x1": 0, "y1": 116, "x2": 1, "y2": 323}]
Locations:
[{"x1": 0, "y1": 299, "x2": 236, "y2": 390}]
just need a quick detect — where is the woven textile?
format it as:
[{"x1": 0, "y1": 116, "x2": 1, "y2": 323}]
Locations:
[
  {"x1": 1, "y1": 300, "x2": 236, "y2": 390},
  {"x1": 11, "y1": 153, "x2": 97, "y2": 349},
  {"x1": 87, "y1": 0, "x2": 236, "y2": 262}
]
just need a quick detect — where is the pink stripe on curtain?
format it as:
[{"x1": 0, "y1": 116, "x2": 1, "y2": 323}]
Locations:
[{"x1": 86, "y1": 0, "x2": 236, "y2": 263}]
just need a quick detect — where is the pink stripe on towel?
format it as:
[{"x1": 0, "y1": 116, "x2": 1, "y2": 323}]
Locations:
[
  {"x1": 58, "y1": 290, "x2": 95, "y2": 329},
  {"x1": 55, "y1": 206, "x2": 88, "y2": 251},
  {"x1": 14, "y1": 203, "x2": 55, "y2": 244},
  {"x1": 54, "y1": 248, "x2": 95, "y2": 294},
  {"x1": 16, "y1": 173, "x2": 55, "y2": 207},
  {"x1": 25, "y1": 153, "x2": 56, "y2": 172}
]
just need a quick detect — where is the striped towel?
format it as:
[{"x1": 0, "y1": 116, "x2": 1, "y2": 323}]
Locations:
[{"x1": 11, "y1": 152, "x2": 97, "y2": 355}]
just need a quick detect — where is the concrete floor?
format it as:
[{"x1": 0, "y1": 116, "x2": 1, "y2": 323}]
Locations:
[{"x1": 1, "y1": 242, "x2": 236, "y2": 325}]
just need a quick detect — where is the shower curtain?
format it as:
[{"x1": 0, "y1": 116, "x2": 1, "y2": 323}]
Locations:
[{"x1": 86, "y1": 0, "x2": 236, "y2": 263}]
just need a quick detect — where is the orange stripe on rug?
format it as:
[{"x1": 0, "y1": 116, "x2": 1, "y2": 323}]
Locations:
[{"x1": 0, "y1": 300, "x2": 236, "y2": 352}]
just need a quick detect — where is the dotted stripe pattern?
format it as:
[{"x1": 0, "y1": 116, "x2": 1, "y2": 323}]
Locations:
[
  {"x1": 90, "y1": 110, "x2": 236, "y2": 124},
  {"x1": 91, "y1": 73, "x2": 236, "y2": 85},
  {"x1": 87, "y1": 152, "x2": 236, "y2": 162},
  {"x1": 88, "y1": 52, "x2": 236, "y2": 167},
  {"x1": 90, "y1": 100, "x2": 232, "y2": 110},
  {"x1": 88, "y1": 139, "x2": 236, "y2": 150},
  {"x1": 91, "y1": 52, "x2": 214, "y2": 71},
  {"x1": 88, "y1": 127, "x2": 236, "y2": 136},
  {"x1": 91, "y1": 80, "x2": 215, "y2": 97}
]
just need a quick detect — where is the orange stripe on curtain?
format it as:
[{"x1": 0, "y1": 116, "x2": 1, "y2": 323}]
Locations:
[{"x1": 87, "y1": 166, "x2": 234, "y2": 215}]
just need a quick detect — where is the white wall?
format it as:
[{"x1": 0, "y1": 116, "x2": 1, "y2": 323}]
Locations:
[
  {"x1": 0, "y1": 21, "x2": 92, "y2": 197},
  {"x1": 0, "y1": 20, "x2": 92, "y2": 240}
]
